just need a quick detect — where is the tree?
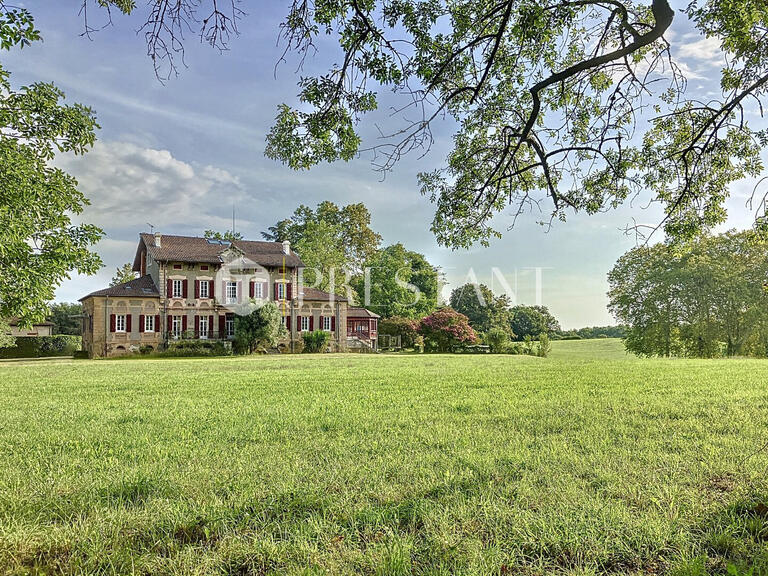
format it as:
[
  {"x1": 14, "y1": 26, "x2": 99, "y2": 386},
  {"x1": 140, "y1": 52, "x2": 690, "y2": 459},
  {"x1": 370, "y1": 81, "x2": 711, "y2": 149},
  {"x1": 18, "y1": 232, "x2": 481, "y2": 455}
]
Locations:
[
  {"x1": 78, "y1": 0, "x2": 768, "y2": 247},
  {"x1": 0, "y1": 6, "x2": 103, "y2": 326},
  {"x1": 263, "y1": 201, "x2": 381, "y2": 277},
  {"x1": 608, "y1": 231, "x2": 768, "y2": 357},
  {"x1": 510, "y1": 306, "x2": 561, "y2": 341},
  {"x1": 204, "y1": 229, "x2": 243, "y2": 242},
  {"x1": 378, "y1": 316, "x2": 420, "y2": 349},
  {"x1": 449, "y1": 283, "x2": 512, "y2": 334},
  {"x1": 419, "y1": 307, "x2": 476, "y2": 352},
  {"x1": 47, "y1": 303, "x2": 83, "y2": 335},
  {"x1": 110, "y1": 263, "x2": 137, "y2": 287},
  {"x1": 352, "y1": 243, "x2": 438, "y2": 319},
  {"x1": 233, "y1": 302, "x2": 286, "y2": 354}
]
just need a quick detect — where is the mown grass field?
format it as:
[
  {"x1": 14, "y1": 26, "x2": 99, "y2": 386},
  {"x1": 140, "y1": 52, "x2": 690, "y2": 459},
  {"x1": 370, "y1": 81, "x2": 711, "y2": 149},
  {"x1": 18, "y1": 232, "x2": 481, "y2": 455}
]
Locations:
[{"x1": 2, "y1": 339, "x2": 768, "y2": 575}]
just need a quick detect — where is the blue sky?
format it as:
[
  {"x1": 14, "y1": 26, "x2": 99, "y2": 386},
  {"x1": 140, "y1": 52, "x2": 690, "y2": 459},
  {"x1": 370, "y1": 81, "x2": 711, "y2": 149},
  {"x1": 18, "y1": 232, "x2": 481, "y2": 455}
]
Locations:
[{"x1": 7, "y1": 2, "x2": 765, "y2": 328}]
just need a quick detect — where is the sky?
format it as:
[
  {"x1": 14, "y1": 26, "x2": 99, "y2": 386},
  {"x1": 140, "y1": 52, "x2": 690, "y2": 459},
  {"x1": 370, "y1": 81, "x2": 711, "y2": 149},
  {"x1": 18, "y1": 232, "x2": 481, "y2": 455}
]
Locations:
[{"x1": 7, "y1": 2, "x2": 765, "y2": 329}]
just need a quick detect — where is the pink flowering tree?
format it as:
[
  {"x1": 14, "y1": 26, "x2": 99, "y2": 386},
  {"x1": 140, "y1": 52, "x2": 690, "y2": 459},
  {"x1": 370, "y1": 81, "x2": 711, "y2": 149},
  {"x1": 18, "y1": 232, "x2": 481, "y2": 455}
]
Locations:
[{"x1": 419, "y1": 308, "x2": 477, "y2": 353}]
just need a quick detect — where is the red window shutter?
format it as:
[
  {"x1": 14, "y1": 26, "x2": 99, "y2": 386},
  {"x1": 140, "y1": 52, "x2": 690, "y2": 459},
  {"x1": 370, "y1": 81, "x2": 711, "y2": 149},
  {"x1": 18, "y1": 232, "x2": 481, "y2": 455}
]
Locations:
[
  {"x1": 331, "y1": 315, "x2": 336, "y2": 332},
  {"x1": 219, "y1": 315, "x2": 226, "y2": 337},
  {"x1": 194, "y1": 280, "x2": 199, "y2": 299},
  {"x1": 126, "y1": 314, "x2": 132, "y2": 333},
  {"x1": 194, "y1": 315, "x2": 199, "y2": 338},
  {"x1": 109, "y1": 314, "x2": 116, "y2": 332},
  {"x1": 167, "y1": 315, "x2": 172, "y2": 333},
  {"x1": 287, "y1": 282, "x2": 292, "y2": 300},
  {"x1": 155, "y1": 315, "x2": 160, "y2": 332},
  {"x1": 182, "y1": 315, "x2": 188, "y2": 333},
  {"x1": 139, "y1": 315, "x2": 145, "y2": 333},
  {"x1": 208, "y1": 316, "x2": 214, "y2": 333},
  {"x1": 309, "y1": 315, "x2": 314, "y2": 332},
  {"x1": 297, "y1": 315, "x2": 302, "y2": 332},
  {"x1": 249, "y1": 281, "x2": 254, "y2": 298},
  {"x1": 285, "y1": 315, "x2": 290, "y2": 329},
  {"x1": 182, "y1": 279, "x2": 188, "y2": 299},
  {"x1": 274, "y1": 282, "x2": 279, "y2": 300},
  {"x1": 167, "y1": 279, "x2": 172, "y2": 298},
  {"x1": 319, "y1": 315, "x2": 323, "y2": 331}
]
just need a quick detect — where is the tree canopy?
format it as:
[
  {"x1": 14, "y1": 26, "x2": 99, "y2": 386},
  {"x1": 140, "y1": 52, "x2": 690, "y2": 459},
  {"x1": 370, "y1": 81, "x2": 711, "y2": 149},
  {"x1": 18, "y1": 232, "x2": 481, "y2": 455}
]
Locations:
[
  {"x1": 47, "y1": 302, "x2": 83, "y2": 336},
  {"x1": 110, "y1": 263, "x2": 137, "y2": 287},
  {"x1": 76, "y1": 0, "x2": 768, "y2": 248},
  {"x1": 0, "y1": 5, "x2": 102, "y2": 325},
  {"x1": 263, "y1": 201, "x2": 382, "y2": 283},
  {"x1": 608, "y1": 230, "x2": 768, "y2": 357},
  {"x1": 352, "y1": 243, "x2": 439, "y2": 318},
  {"x1": 449, "y1": 283, "x2": 511, "y2": 334},
  {"x1": 204, "y1": 229, "x2": 243, "y2": 242}
]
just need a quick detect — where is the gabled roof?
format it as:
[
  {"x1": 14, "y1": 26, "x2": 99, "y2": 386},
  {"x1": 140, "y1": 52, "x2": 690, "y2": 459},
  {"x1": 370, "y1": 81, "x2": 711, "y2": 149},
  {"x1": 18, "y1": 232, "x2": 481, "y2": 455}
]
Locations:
[
  {"x1": 347, "y1": 306, "x2": 381, "y2": 319},
  {"x1": 133, "y1": 233, "x2": 304, "y2": 270},
  {"x1": 79, "y1": 275, "x2": 160, "y2": 301},
  {"x1": 299, "y1": 287, "x2": 348, "y2": 302}
]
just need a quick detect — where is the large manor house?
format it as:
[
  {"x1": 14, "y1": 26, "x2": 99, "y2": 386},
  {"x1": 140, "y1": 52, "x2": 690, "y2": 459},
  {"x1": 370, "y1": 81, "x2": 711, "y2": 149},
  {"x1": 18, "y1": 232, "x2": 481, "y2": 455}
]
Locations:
[{"x1": 80, "y1": 233, "x2": 379, "y2": 357}]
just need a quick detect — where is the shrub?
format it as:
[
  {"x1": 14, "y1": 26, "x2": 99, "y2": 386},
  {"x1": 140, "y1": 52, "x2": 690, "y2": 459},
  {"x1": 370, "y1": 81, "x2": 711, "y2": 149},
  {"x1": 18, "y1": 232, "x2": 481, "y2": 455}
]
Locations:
[
  {"x1": 537, "y1": 333, "x2": 551, "y2": 357},
  {"x1": 486, "y1": 327, "x2": 509, "y2": 353},
  {"x1": 379, "y1": 316, "x2": 420, "y2": 348},
  {"x1": 0, "y1": 335, "x2": 81, "y2": 358},
  {"x1": 73, "y1": 350, "x2": 90, "y2": 360},
  {"x1": 303, "y1": 330, "x2": 330, "y2": 353},
  {"x1": 419, "y1": 307, "x2": 476, "y2": 353},
  {"x1": 156, "y1": 340, "x2": 230, "y2": 357},
  {"x1": 233, "y1": 302, "x2": 286, "y2": 354}
]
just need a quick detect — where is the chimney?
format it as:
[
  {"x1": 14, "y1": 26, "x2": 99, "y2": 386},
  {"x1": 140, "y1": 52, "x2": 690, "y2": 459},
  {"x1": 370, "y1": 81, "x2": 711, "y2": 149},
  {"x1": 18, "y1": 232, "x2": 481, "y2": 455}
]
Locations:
[
  {"x1": 282, "y1": 240, "x2": 290, "y2": 255},
  {"x1": 154, "y1": 232, "x2": 162, "y2": 248}
]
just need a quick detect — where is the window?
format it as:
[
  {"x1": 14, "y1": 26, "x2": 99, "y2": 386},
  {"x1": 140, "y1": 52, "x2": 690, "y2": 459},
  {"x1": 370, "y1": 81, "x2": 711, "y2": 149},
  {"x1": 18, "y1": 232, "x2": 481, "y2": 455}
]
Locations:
[
  {"x1": 200, "y1": 265, "x2": 209, "y2": 271},
  {"x1": 277, "y1": 282, "x2": 286, "y2": 300},
  {"x1": 253, "y1": 282, "x2": 263, "y2": 299},
  {"x1": 144, "y1": 315, "x2": 155, "y2": 333},
  {"x1": 172, "y1": 316, "x2": 182, "y2": 339},
  {"x1": 173, "y1": 264, "x2": 182, "y2": 270},
  {"x1": 301, "y1": 316, "x2": 310, "y2": 332},
  {"x1": 199, "y1": 280, "x2": 209, "y2": 299},
  {"x1": 172, "y1": 279, "x2": 183, "y2": 298},
  {"x1": 115, "y1": 314, "x2": 126, "y2": 332},
  {"x1": 322, "y1": 316, "x2": 332, "y2": 331},
  {"x1": 199, "y1": 316, "x2": 209, "y2": 339},
  {"x1": 225, "y1": 316, "x2": 235, "y2": 338},
  {"x1": 226, "y1": 281, "x2": 237, "y2": 304}
]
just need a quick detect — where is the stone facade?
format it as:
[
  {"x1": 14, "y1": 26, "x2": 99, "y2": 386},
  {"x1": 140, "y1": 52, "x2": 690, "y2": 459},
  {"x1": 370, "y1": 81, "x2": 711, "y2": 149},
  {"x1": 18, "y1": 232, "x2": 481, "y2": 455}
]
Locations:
[{"x1": 80, "y1": 233, "x2": 377, "y2": 357}]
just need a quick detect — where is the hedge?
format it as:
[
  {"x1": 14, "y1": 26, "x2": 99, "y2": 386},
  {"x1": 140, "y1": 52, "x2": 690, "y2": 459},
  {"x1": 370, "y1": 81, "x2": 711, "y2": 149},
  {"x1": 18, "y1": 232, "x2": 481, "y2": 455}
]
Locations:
[{"x1": 0, "y1": 335, "x2": 81, "y2": 359}]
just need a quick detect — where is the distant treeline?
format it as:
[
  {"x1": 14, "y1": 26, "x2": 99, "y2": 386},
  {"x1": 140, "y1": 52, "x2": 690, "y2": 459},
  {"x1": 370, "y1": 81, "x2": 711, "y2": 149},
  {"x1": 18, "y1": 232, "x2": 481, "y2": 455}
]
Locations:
[{"x1": 553, "y1": 326, "x2": 627, "y2": 340}]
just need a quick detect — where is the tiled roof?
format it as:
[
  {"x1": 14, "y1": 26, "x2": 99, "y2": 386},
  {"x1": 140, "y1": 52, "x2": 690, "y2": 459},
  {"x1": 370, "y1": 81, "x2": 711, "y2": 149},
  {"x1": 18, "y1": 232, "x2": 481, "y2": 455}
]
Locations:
[
  {"x1": 79, "y1": 275, "x2": 160, "y2": 300},
  {"x1": 134, "y1": 233, "x2": 305, "y2": 269},
  {"x1": 298, "y1": 287, "x2": 348, "y2": 302},
  {"x1": 347, "y1": 306, "x2": 380, "y2": 318}
]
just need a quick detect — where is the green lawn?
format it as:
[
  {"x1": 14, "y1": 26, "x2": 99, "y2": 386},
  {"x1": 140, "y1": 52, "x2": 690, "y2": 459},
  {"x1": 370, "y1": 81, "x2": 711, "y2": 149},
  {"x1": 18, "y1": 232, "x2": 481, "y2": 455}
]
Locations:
[{"x1": 2, "y1": 342, "x2": 768, "y2": 575}]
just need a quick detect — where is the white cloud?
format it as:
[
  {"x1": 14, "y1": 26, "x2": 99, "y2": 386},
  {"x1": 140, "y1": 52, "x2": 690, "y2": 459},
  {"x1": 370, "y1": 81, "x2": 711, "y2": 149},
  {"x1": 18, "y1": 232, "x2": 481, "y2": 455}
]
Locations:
[
  {"x1": 57, "y1": 141, "x2": 247, "y2": 233},
  {"x1": 677, "y1": 36, "x2": 724, "y2": 65}
]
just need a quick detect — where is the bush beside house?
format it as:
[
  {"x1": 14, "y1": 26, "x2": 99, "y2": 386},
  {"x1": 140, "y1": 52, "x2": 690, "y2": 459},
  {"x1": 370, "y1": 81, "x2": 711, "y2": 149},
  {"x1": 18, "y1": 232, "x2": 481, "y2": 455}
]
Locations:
[
  {"x1": 419, "y1": 308, "x2": 476, "y2": 352},
  {"x1": 0, "y1": 335, "x2": 81, "y2": 359}
]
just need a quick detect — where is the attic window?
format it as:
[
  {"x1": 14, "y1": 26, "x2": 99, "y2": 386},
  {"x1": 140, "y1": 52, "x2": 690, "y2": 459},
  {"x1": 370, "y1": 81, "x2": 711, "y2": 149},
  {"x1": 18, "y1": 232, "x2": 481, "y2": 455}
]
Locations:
[
  {"x1": 200, "y1": 265, "x2": 209, "y2": 271},
  {"x1": 173, "y1": 264, "x2": 182, "y2": 270},
  {"x1": 141, "y1": 288, "x2": 153, "y2": 294}
]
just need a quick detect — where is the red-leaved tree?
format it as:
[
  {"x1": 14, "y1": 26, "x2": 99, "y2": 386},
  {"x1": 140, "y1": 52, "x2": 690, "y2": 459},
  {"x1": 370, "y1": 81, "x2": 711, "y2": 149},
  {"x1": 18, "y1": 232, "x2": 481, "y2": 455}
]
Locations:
[{"x1": 419, "y1": 308, "x2": 476, "y2": 353}]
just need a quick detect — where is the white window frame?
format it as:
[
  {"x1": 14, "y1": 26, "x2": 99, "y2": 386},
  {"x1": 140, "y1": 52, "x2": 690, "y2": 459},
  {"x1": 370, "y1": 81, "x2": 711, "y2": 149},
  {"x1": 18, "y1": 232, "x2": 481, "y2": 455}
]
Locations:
[
  {"x1": 172, "y1": 279, "x2": 183, "y2": 298},
  {"x1": 301, "y1": 316, "x2": 310, "y2": 332},
  {"x1": 253, "y1": 282, "x2": 263, "y2": 299},
  {"x1": 172, "y1": 316, "x2": 182, "y2": 339},
  {"x1": 199, "y1": 280, "x2": 209, "y2": 299},
  {"x1": 322, "y1": 316, "x2": 332, "y2": 331},
  {"x1": 144, "y1": 315, "x2": 155, "y2": 333},
  {"x1": 226, "y1": 281, "x2": 237, "y2": 304},
  {"x1": 277, "y1": 282, "x2": 286, "y2": 300},
  {"x1": 115, "y1": 314, "x2": 126, "y2": 333},
  {"x1": 199, "y1": 316, "x2": 209, "y2": 339},
  {"x1": 225, "y1": 317, "x2": 235, "y2": 338}
]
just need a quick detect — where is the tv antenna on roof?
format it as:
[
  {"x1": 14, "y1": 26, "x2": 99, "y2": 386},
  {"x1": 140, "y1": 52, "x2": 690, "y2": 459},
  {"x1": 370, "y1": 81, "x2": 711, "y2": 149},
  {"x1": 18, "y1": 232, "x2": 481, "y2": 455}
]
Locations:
[
  {"x1": 232, "y1": 204, "x2": 236, "y2": 236},
  {"x1": 147, "y1": 222, "x2": 155, "y2": 234}
]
